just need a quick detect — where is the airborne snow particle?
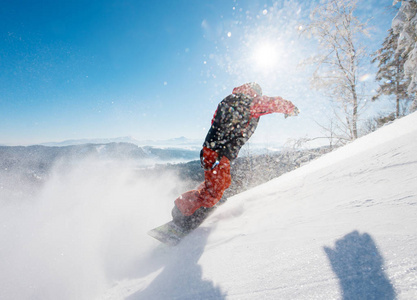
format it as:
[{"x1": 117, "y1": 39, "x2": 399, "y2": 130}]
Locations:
[
  {"x1": 227, "y1": 32, "x2": 232, "y2": 37},
  {"x1": 359, "y1": 74, "x2": 371, "y2": 82},
  {"x1": 262, "y1": 9, "x2": 268, "y2": 15}
]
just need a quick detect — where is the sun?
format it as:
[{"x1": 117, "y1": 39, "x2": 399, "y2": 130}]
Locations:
[{"x1": 251, "y1": 41, "x2": 280, "y2": 72}]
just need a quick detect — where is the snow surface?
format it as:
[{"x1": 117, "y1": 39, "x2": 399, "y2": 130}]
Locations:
[
  {"x1": 2, "y1": 112, "x2": 417, "y2": 299},
  {"x1": 104, "y1": 112, "x2": 417, "y2": 300}
]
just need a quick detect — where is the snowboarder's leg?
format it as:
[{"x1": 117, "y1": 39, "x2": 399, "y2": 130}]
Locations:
[
  {"x1": 201, "y1": 155, "x2": 231, "y2": 207},
  {"x1": 174, "y1": 155, "x2": 231, "y2": 216},
  {"x1": 172, "y1": 194, "x2": 228, "y2": 232},
  {"x1": 172, "y1": 153, "x2": 231, "y2": 231}
]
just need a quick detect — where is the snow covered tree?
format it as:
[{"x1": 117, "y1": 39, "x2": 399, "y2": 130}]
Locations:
[
  {"x1": 392, "y1": 0, "x2": 417, "y2": 111},
  {"x1": 372, "y1": 28, "x2": 413, "y2": 117},
  {"x1": 304, "y1": 0, "x2": 371, "y2": 140}
]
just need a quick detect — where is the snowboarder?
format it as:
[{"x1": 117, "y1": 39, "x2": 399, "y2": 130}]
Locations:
[{"x1": 170, "y1": 82, "x2": 299, "y2": 233}]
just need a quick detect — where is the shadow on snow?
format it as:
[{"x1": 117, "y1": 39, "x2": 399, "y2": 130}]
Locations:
[
  {"x1": 324, "y1": 230, "x2": 396, "y2": 300},
  {"x1": 127, "y1": 227, "x2": 226, "y2": 300}
]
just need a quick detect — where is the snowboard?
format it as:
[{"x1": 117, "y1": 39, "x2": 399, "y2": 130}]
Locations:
[
  {"x1": 148, "y1": 206, "x2": 217, "y2": 246},
  {"x1": 148, "y1": 197, "x2": 227, "y2": 246},
  {"x1": 147, "y1": 221, "x2": 191, "y2": 246}
]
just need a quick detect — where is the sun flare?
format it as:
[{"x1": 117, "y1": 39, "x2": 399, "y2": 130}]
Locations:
[{"x1": 251, "y1": 41, "x2": 280, "y2": 72}]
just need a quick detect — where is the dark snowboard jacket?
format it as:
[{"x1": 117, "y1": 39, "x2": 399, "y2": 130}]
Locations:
[
  {"x1": 203, "y1": 93, "x2": 259, "y2": 161},
  {"x1": 202, "y1": 84, "x2": 296, "y2": 163}
]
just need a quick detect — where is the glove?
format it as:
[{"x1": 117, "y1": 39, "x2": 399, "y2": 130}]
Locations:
[{"x1": 285, "y1": 106, "x2": 300, "y2": 118}]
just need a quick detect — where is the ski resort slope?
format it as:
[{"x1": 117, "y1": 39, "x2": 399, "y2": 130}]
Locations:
[{"x1": 104, "y1": 112, "x2": 417, "y2": 300}]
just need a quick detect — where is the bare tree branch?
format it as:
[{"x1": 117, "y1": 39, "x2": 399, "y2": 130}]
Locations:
[{"x1": 302, "y1": 0, "x2": 371, "y2": 141}]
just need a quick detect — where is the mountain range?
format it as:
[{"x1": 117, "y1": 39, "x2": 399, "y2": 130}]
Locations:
[{"x1": 40, "y1": 136, "x2": 202, "y2": 148}]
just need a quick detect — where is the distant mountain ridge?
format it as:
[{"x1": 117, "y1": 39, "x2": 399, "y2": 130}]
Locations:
[
  {"x1": 0, "y1": 142, "x2": 200, "y2": 165},
  {"x1": 40, "y1": 136, "x2": 202, "y2": 148}
]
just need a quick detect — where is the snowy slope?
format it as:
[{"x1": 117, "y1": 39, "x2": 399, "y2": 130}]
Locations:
[
  {"x1": 103, "y1": 112, "x2": 417, "y2": 300},
  {"x1": 1, "y1": 113, "x2": 417, "y2": 299}
]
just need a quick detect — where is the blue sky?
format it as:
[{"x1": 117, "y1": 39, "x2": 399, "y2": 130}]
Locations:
[{"x1": 0, "y1": 0, "x2": 397, "y2": 146}]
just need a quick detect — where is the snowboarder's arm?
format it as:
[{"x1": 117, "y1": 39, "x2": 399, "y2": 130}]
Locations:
[{"x1": 250, "y1": 96, "x2": 298, "y2": 118}]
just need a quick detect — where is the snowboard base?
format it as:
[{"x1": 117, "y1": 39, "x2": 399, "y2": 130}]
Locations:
[
  {"x1": 148, "y1": 197, "x2": 227, "y2": 246},
  {"x1": 148, "y1": 221, "x2": 190, "y2": 246}
]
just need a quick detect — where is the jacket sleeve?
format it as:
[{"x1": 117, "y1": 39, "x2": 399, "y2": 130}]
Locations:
[{"x1": 250, "y1": 96, "x2": 295, "y2": 118}]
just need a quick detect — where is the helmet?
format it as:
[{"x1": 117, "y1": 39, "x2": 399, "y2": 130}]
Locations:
[
  {"x1": 232, "y1": 82, "x2": 263, "y2": 97},
  {"x1": 247, "y1": 82, "x2": 262, "y2": 97}
]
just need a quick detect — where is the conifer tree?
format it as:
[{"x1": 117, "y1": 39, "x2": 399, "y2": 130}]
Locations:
[
  {"x1": 372, "y1": 28, "x2": 412, "y2": 117},
  {"x1": 392, "y1": 0, "x2": 417, "y2": 111}
]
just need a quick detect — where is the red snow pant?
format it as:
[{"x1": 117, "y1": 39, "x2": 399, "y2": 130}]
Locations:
[{"x1": 175, "y1": 147, "x2": 231, "y2": 216}]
